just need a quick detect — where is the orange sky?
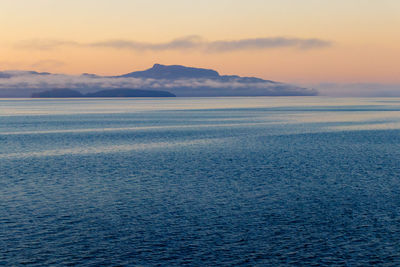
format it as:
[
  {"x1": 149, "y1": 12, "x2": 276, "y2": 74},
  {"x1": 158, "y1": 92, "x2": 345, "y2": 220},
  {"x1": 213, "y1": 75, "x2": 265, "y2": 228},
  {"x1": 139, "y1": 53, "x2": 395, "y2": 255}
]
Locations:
[{"x1": 1, "y1": 0, "x2": 399, "y2": 83}]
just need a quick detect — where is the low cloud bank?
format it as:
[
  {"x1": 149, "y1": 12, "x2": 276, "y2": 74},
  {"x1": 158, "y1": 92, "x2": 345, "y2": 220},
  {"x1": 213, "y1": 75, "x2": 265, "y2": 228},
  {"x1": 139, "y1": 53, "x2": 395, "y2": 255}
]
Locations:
[
  {"x1": 310, "y1": 83, "x2": 400, "y2": 97},
  {"x1": 15, "y1": 35, "x2": 332, "y2": 52},
  {"x1": 0, "y1": 71, "x2": 316, "y2": 97}
]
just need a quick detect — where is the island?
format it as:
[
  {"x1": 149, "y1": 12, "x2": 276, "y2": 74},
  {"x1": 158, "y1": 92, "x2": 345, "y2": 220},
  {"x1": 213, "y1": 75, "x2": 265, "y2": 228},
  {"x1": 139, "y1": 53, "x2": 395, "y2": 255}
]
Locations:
[
  {"x1": 31, "y1": 88, "x2": 176, "y2": 98},
  {"x1": 1, "y1": 64, "x2": 317, "y2": 97}
]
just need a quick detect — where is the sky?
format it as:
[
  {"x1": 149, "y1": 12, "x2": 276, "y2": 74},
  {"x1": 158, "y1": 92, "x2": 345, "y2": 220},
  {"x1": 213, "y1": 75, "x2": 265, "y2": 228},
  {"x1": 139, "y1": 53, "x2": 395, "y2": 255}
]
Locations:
[{"x1": 1, "y1": 0, "x2": 399, "y2": 85}]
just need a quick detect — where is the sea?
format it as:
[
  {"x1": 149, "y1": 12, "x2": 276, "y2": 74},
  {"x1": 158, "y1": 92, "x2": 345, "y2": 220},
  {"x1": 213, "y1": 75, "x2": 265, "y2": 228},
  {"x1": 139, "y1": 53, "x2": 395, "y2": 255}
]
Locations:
[{"x1": 1, "y1": 97, "x2": 400, "y2": 266}]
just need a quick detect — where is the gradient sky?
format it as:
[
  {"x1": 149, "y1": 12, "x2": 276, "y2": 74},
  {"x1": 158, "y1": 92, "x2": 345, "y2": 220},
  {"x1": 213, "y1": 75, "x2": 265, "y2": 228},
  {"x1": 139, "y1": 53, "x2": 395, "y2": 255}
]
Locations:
[{"x1": 1, "y1": 0, "x2": 399, "y2": 83}]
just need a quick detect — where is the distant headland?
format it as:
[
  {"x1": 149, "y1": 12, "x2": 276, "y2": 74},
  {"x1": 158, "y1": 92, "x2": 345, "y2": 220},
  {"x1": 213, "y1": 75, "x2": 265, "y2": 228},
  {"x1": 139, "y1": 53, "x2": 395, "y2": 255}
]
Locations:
[
  {"x1": 0, "y1": 64, "x2": 318, "y2": 97},
  {"x1": 31, "y1": 88, "x2": 176, "y2": 98}
]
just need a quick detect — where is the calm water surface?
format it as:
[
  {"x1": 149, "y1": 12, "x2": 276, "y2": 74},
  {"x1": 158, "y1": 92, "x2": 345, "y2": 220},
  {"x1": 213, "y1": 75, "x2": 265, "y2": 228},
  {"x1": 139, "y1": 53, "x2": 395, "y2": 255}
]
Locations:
[{"x1": 1, "y1": 97, "x2": 400, "y2": 265}]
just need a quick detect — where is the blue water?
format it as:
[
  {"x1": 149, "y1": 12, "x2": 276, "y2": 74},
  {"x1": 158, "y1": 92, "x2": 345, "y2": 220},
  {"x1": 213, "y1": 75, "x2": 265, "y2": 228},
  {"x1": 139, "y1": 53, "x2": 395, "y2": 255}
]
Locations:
[{"x1": 1, "y1": 97, "x2": 400, "y2": 265}]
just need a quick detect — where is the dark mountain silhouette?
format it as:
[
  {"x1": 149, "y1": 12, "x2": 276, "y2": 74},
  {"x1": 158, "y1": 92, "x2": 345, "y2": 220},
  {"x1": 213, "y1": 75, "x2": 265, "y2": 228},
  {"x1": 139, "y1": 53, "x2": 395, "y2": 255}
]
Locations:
[
  {"x1": 0, "y1": 73, "x2": 12, "y2": 79},
  {"x1": 119, "y1": 64, "x2": 220, "y2": 79},
  {"x1": 117, "y1": 64, "x2": 276, "y2": 83},
  {"x1": 31, "y1": 88, "x2": 176, "y2": 98},
  {"x1": 1, "y1": 64, "x2": 317, "y2": 97},
  {"x1": 85, "y1": 89, "x2": 175, "y2": 97},
  {"x1": 0, "y1": 70, "x2": 50, "y2": 79},
  {"x1": 32, "y1": 89, "x2": 83, "y2": 98}
]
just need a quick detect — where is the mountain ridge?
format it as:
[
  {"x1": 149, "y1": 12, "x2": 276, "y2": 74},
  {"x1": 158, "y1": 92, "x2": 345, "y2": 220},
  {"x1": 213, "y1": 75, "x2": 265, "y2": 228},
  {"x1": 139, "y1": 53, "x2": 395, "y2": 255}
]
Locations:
[
  {"x1": 118, "y1": 64, "x2": 220, "y2": 79},
  {"x1": 0, "y1": 64, "x2": 317, "y2": 97},
  {"x1": 117, "y1": 64, "x2": 276, "y2": 84},
  {"x1": 31, "y1": 88, "x2": 176, "y2": 98}
]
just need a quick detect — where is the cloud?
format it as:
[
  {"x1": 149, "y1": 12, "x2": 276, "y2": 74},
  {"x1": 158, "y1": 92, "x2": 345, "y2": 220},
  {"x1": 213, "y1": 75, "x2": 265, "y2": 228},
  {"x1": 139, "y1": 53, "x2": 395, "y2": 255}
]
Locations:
[
  {"x1": 90, "y1": 36, "x2": 204, "y2": 51},
  {"x1": 208, "y1": 37, "x2": 331, "y2": 51},
  {"x1": 306, "y1": 83, "x2": 400, "y2": 97},
  {"x1": 15, "y1": 35, "x2": 332, "y2": 52},
  {"x1": 0, "y1": 72, "x2": 268, "y2": 90},
  {"x1": 0, "y1": 72, "x2": 316, "y2": 97}
]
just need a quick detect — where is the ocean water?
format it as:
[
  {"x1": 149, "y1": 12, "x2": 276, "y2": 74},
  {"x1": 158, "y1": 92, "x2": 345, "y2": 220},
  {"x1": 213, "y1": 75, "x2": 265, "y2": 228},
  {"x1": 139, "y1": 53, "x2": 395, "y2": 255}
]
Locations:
[{"x1": 1, "y1": 97, "x2": 400, "y2": 266}]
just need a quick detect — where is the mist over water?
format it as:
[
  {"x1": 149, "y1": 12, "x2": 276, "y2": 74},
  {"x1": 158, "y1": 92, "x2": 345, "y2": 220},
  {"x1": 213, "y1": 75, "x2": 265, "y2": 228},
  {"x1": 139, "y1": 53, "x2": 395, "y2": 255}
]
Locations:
[{"x1": 1, "y1": 97, "x2": 400, "y2": 265}]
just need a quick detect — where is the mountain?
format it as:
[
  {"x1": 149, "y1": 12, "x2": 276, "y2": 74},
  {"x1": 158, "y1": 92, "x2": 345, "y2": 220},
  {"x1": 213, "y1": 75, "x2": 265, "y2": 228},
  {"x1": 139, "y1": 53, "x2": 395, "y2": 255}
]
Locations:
[
  {"x1": 0, "y1": 70, "x2": 51, "y2": 78},
  {"x1": 0, "y1": 64, "x2": 317, "y2": 97},
  {"x1": 118, "y1": 64, "x2": 276, "y2": 83},
  {"x1": 85, "y1": 89, "x2": 175, "y2": 97},
  {"x1": 31, "y1": 88, "x2": 176, "y2": 98},
  {"x1": 119, "y1": 64, "x2": 220, "y2": 79},
  {"x1": 32, "y1": 89, "x2": 83, "y2": 98},
  {"x1": 114, "y1": 64, "x2": 316, "y2": 96}
]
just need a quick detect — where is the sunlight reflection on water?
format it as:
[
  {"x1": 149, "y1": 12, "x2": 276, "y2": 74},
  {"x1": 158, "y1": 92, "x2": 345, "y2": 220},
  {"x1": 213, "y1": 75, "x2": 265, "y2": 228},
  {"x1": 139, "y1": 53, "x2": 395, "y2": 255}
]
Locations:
[
  {"x1": 2, "y1": 97, "x2": 400, "y2": 265},
  {"x1": 1, "y1": 97, "x2": 397, "y2": 115}
]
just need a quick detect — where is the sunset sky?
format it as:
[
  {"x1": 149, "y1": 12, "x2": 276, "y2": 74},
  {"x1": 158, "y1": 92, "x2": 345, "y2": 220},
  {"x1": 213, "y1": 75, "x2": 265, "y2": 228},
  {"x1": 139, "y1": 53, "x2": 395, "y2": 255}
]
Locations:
[{"x1": 1, "y1": 0, "x2": 399, "y2": 84}]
